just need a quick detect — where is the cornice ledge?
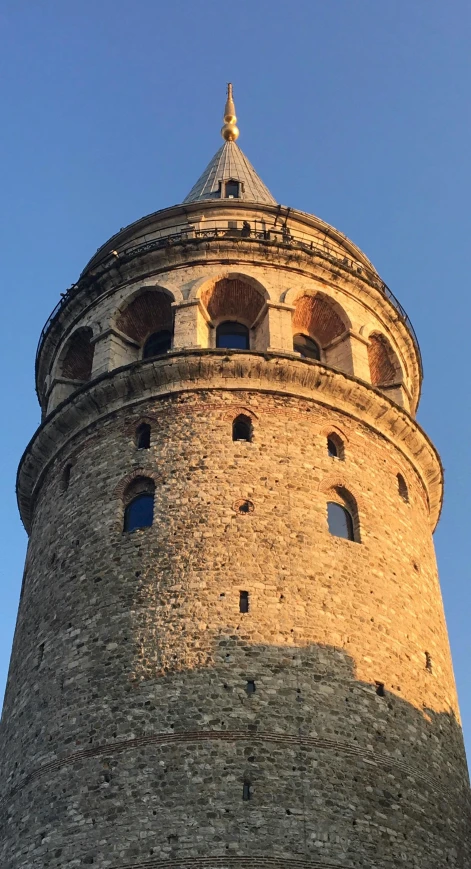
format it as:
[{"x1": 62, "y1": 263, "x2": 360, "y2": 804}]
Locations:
[{"x1": 17, "y1": 351, "x2": 443, "y2": 533}]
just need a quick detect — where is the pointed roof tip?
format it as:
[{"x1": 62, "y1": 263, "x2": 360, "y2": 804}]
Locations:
[{"x1": 183, "y1": 84, "x2": 277, "y2": 206}]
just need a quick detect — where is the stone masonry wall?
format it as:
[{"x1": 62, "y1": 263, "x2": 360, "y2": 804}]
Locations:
[{"x1": 1, "y1": 386, "x2": 469, "y2": 869}]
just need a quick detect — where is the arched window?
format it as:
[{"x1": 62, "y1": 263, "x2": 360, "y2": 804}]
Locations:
[
  {"x1": 232, "y1": 415, "x2": 252, "y2": 442},
  {"x1": 136, "y1": 423, "x2": 151, "y2": 450},
  {"x1": 327, "y1": 502, "x2": 354, "y2": 541},
  {"x1": 293, "y1": 333, "x2": 321, "y2": 360},
  {"x1": 397, "y1": 473, "x2": 409, "y2": 503},
  {"x1": 216, "y1": 321, "x2": 250, "y2": 350},
  {"x1": 123, "y1": 477, "x2": 155, "y2": 533},
  {"x1": 143, "y1": 330, "x2": 172, "y2": 359},
  {"x1": 327, "y1": 433, "x2": 344, "y2": 460}
]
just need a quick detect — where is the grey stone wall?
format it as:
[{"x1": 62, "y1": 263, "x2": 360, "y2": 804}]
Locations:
[{"x1": 1, "y1": 386, "x2": 469, "y2": 868}]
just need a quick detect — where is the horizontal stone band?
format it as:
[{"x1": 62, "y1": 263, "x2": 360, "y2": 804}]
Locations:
[{"x1": 5, "y1": 728, "x2": 463, "y2": 804}]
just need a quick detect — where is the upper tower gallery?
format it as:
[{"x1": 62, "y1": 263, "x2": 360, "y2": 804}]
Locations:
[{"x1": 35, "y1": 85, "x2": 420, "y2": 420}]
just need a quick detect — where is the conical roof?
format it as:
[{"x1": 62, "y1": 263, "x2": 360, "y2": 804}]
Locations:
[
  {"x1": 184, "y1": 140, "x2": 276, "y2": 205},
  {"x1": 183, "y1": 84, "x2": 276, "y2": 206}
]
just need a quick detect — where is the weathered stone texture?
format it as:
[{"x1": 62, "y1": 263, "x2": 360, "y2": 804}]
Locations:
[{"x1": 1, "y1": 386, "x2": 470, "y2": 868}]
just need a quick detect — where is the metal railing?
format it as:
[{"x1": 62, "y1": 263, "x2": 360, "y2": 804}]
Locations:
[{"x1": 36, "y1": 220, "x2": 422, "y2": 377}]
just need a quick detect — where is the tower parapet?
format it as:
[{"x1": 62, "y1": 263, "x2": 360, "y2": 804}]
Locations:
[{"x1": 2, "y1": 87, "x2": 470, "y2": 869}]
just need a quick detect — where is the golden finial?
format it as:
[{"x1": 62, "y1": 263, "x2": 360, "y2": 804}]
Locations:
[{"x1": 221, "y1": 83, "x2": 240, "y2": 142}]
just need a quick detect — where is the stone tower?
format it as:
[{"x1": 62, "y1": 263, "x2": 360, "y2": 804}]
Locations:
[{"x1": 1, "y1": 86, "x2": 470, "y2": 869}]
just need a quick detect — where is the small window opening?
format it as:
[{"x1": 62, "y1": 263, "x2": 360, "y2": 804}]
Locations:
[
  {"x1": 327, "y1": 438, "x2": 338, "y2": 458},
  {"x1": 216, "y1": 321, "x2": 250, "y2": 350},
  {"x1": 327, "y1": 502, "x2": 354, "y2": 541},
  {"x1": 242, "y1": 781, "x2": 251, "y2": 801},
  {"x1": 246, "y1": 680, "x2": 256, "y2": 695},
  {"x1": 225, "y1": 180, "x2": 240, "y2": 199},
  {"x1": 37, "y1": 642, "x2": 45, "y2": 669},
  {"x1": 232, "y1": 415, "x2": 252, "y2": 442},
  {"x1": 293, "y1": 333, "x2": 321, "y2": 361},
  {"x1": 142, "y1": 330, "x2": 172, "y2": 360},
  {"x1": 62, "y1": 463, "x2": 72, "y2": 492},
  {"x1": 123, "y1": 493, "x2": 154, "y2": 533},
  {"x1": 136, "y1": 423, "x2": 151, "y2": 450},
  {"x1": 327, "y1": 433, "x2": 344, "y2": 460},
  {"x1": 240, "y1": 590, "x2": 249, "y2": 613},
  {"x1": 375, "y1": 681, "x2": 385, "y2": 697},
  {"x1": 425, "y1": 652, "x2": 432, "y2": 673},
  {"x1": 238, "y1": 499, "x2": 254, "y2": 514},
  {"x1": 397, "y1": 473, "x2": 409, "y2": 503}
]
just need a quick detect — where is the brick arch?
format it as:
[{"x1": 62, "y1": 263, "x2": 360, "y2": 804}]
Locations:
[
  {"x1": 221, "y1": 405, "x2": 259, "y2": 422},
  {"x1": 59, "y1": 327, "x2": 94, "y2": 381},
  {"x1": 292, "y1": 293, "x2": 349, "y2": 346},
  {"x1": 320, "y1": 424, "x2": 349, "y2": 444},
  {"x1": 115, "y1": 289, "x2": 174, "y2": 345},
  {"x1": 367, "y1": 332, "x2": 402, "y2": 386},
  {"x1": 114, "y1": 468, "x2": 161, "y2": 500},
  {"x1": 199, "y1": 276, "x2": 267, "y2": 326},
  {"x1": 318, "y1": 475, "x2": 365, "y2": 512}
]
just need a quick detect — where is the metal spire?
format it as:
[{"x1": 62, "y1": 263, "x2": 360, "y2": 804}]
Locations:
[{"x1": 221, "y1": 83, "x2": 240, "y2": 142}]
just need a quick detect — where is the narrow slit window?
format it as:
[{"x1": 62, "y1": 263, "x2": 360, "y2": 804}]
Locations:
[
  {"x1": 246, "y1": 680, "x2": 256, "y2": 695},
  {"x1": 136, "y1": 423, "x2": 151, "y2": 450},
  {"x1": 397, "y1": 473, "x2": 409, "y2": 503},
  {"x1": 62, "y1": 463, "x2": 72, "y2": 492},
  {"x1": 240, "y1": 591, "x2": 249, "y2": 613},
  {"x1": 242, "y1": 781, "x2": 251, "y2": 801},
  {"x1": 425, "y1": 652, "x2": 432, "y2": 672}
]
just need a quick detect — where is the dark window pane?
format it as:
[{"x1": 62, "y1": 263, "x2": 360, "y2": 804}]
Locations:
[
  {"x1": 216, "y1": 321, "x2": 249, "y2": 350},
  {"x1": 327, "y1": 437, "x2": 338, "y2": 458},
  {"x1": 293, "y1": 334, "x2": 320, "y2": 360},
  {"x1": 143, "y1": 330, "x2": 172, "y2": 359},
  {"x1": 225, "y1": 180, "x2": 240, "y2": 198},
  {"x1": 327, "y1": 502, "x2": 354, "y2": 540},
  {"x1": 123, "y1": 494, "x2": 154, "y2": 532}
]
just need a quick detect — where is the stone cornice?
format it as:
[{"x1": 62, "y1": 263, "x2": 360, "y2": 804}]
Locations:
[{"x1": 18, "y1": 351, "x2": 443, "y2": 534}]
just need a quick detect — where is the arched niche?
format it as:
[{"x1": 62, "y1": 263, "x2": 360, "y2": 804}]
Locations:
[
  {"x1": 115, "y1": 289, "x2": 175, "y2": 364},
  {"x1": 198, "y1": 275, "x2": 269, "y2": 350},
  {"x1": 367, "y1": 332, "x2": 402, "y2": 386},
  {"x1": 367, "y1": 332, "x2": 406, "y2": 408},
  {"x1": 58, "y1": 327, "x2": 94, "y2": 382},
  {"x1": 292, "y1": 293, "x2": 352, "y2": 373}
]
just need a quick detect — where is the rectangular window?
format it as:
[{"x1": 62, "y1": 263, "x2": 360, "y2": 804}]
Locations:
[
  {"x1": 242, "y1": 781, "x2": 251, "y2": 801},
  {"x1": 239, "y1": 591, "x2": 249, "y2": 613}
]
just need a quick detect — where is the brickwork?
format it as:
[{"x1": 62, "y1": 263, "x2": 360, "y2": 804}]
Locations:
[{"x1": 1, "y1": 196, "x2": 470, "y2": 868}]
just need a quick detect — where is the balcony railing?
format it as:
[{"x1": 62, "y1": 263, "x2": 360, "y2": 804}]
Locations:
[{"x1": 35, "y1": 220, "x2": 422, "y2": 377}]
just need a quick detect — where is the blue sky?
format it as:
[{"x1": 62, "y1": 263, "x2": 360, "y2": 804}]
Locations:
[{"x1": 1, "y1": 1, "x2": 470, "y2": 753}]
